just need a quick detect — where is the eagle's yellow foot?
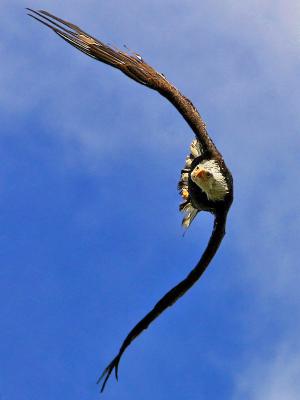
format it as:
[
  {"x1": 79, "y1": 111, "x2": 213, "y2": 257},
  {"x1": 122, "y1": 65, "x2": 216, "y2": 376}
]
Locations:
[{"x1": 181, "y1": 188, "x2": 189, "y2": 200}]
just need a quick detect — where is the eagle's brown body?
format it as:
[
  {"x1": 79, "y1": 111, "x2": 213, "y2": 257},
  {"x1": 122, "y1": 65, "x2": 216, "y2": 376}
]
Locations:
[{"x1": 27, "y1": 9, "x2": 233, "y2": 392}]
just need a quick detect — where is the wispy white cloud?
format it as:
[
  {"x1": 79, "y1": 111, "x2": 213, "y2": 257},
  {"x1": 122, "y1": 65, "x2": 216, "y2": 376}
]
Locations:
[
  {"x1": 1, "y1": 0, "x2": 299, "y2": 311},
  {"x1": 3, "y1": 1, "x2": 299, "y2": 155},
  {"x1": 234, "y1": 340, "x2": 300, "y2": 400},
  {"x1": 3, "y1": 1, "x2": 298, "y2": 283}
]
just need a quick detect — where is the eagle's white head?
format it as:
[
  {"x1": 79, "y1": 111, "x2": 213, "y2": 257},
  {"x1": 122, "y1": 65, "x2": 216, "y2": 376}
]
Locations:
[{"x1": 191, "y1": 160, "x2": 229, "y2": 201}]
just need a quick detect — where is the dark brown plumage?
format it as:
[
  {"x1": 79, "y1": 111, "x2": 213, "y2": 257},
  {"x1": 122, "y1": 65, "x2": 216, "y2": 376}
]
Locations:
[{"x1": 27, "y1": 9, "x2": 233, "y2": 392}]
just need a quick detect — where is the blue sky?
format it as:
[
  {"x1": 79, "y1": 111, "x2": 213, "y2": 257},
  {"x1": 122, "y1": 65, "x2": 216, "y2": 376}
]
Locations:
[{"x1": 1, "y1": 1, "x2": 300, "y2": 399}]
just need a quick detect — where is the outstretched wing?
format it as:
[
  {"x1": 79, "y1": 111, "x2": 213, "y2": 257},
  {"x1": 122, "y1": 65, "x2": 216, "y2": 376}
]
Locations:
[
  {"x1": 97, "y1": 212, "x2": 228, "y2": 391},
  {"x1": 27, "y1": 8, "x2": 218, "y2": 157}
]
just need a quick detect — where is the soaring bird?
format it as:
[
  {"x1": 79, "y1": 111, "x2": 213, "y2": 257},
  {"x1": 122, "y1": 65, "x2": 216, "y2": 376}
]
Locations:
[{"x1": 27, "y1": 9, "x2": 234, "y2": 392}]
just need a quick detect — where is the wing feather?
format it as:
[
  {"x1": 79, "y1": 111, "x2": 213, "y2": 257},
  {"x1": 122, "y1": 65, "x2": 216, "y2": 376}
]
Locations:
[
  {"x1": 97, "y1": 212, "x2": 228, "y2": 391},
  {"x1": 27, "y1": 9, "x2": 219, "y2": 155}
]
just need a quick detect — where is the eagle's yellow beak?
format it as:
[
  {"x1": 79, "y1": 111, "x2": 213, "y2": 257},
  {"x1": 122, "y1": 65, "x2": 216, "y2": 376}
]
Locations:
[{"x1": 196, "y1": 169, "x2": 210, "y2": 180}]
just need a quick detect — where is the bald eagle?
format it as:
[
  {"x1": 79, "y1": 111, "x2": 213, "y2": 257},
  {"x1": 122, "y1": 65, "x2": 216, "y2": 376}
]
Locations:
[{"x1": 27, "y1": 9, "x2": 233, "y2": 392}]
